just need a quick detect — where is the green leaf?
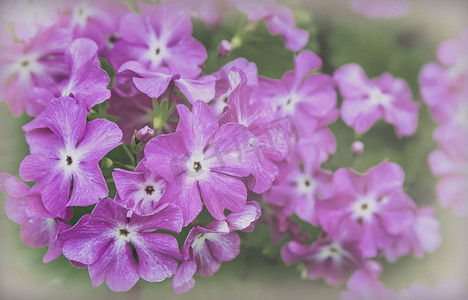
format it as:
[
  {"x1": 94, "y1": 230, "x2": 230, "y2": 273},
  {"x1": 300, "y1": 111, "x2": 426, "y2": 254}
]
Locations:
[{"x1": 99, "y1": 57, "x2": 116, "y2": 88}]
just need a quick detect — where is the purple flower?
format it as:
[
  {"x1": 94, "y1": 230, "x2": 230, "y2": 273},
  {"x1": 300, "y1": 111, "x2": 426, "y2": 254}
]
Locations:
[
  {"x1": 384, "y1": 206, "x2": 441, "y2": 262},
  {"x1": 19, "y1": 97, "x2": 122, "y2": 218},
  {"x1": 316, "y1": 161, "x2": 416, "y2": 258},
  {"x1": 172, "y1": 220, "x2": 240, "y2": 293},
  {"x1": 220, "y1": 72, "x2": 285, "y2": 193},
  {"x1": 258, "y1": 50, "x2": 338, "y2": 139},
  {"x1": 263, "y1": 204, "x2": 309, "y2": 244},
  {"x1": 145, "y1": 100, "x2": 255, "y2": 225},
  {"x1": 234, "y1": 0, "x2": 309, "y2": 51},
  {"x1": 351, "y1": 141, "x2": 364, "y2": 156},
  {"x1": 116, "y1": 1, "x2": 206, "y2": 78},
  {"x1": 350, "y1": 0, "x2": 410, "y2": 19},
  {"x1": 61, "y1": 198, "x2": 183, "y2": 292},
  {"x1": 264, "y1": 148, "x2": 333, "y2": 225},
  {"x1": 419, "y1": 28, "x2": 468, "y2": 123},
  {"x1": 210, "y1": 58, "x2": 258, "y2": 117},
  {"x1": 335, "y1": 63, "x2": 419, "y2": 137},
  {"x1": 0, "y1": 0, "x2": 61, "y2": 43},
  {"x1": 60, "y1": 0, "x2": 128, "y2": 51},
  {"x1": 429, "y1": 133, "x2": 468, "y2": 215},
  {"x1": 0, "y1": 23, "x2": 70, "y2": 116},
  {"x1": 113, "y1": 160, "x2": 167, "y2": 216},
  {"x1": 282, "y1": 220, "x2": 364, "y2": 286},
  {"x1": 31, "y1": 38, "x2": 111, "y2": 111},
  {"x1": 341, "y1": 267, "x2": 396, "y2": 300},
  {"x1": 1, "y1": 173, "x2": 70, "y2": 263}
]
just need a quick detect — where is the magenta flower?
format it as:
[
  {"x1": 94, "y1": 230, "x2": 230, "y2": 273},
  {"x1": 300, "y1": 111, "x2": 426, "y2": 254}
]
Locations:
[
  {"x1": 61, "y1": 198, "x2": 183, "y2": 292},
  {"x1": 384, "y1": 206, "x2": 441, "y2": 262},
  {"x1": 263, "y1": 204, "x2": 309, "y2": 244},
  {"x1": 282, "y1": 220, "x2": 364, "y2": 286},
  {"x1": 350, "y1": 0, "x2": 410, "y2": 19},
  {"x1": 113, "y1": 160, "x2": 167, "y2": 216},
  {"x1": 335, "y1": 63, "x2": 419, "y2": 137},
  {"x1": 145, "y1": 100, "x2": 255, "y2": 225},
  {"x1": 264, "y1": 148, "x2": 333, "y2": 225},
  {"x1": 19, "y1": 97, "x2": 122, "y2": 218},
  {"x1": 1, "y1": 173, "x2": 70, "y2": 263},
  {"x1": 234, "y1": 0, "x2": 309, "y2": 51},
  {"x1": 317, "y1": 161, "x2": 416, "y2": 258},
  {"x1": 172, "y1": 220, "x2": 240, "y2": 293},
  {"x1": 258, "y1": 50, "x2": 338, "y2": 139}
]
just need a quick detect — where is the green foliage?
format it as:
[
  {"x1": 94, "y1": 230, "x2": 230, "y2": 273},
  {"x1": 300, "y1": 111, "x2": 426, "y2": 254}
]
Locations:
[{"x1": 99, "y1": 57, "x2": 116, "y2": 88}]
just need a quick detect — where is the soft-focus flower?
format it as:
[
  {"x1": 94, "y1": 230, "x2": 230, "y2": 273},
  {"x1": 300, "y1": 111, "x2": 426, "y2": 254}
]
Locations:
[
  {"x1": 19, "y1": 97, "x2": 122, "y2": 218},
  {"x1": 172, "y1": 220, "x2": 240, "y2": 293},
  {"x1": 282, "y1": 220, "x2": 364, "y2": 286},
  {"x1": 258, "y1": 50, "x2": 337, "y2": 140},
  {"x1": 317, "y1": 161, "x2": 416, "y2": 258},
  {"x1": 341, "y1": 267, "x2": 396, "y2": 300},
  {"x1": 0, "y1": 173, "x2": 70, "y2": 263},
  {"x1": 234, "y1": 0, "x2": 309, "y2": 51},
  {"x1": 429, "y1": 130, "x2": 468, "y2": 215},
  {"x1": 0, "y1": 23, "x2": 70, "y2": 116},
  {"x1": 61, "y1": 198, "x2": 183, "y2": 292},
  {"x1": 384, "y1": 206, "x2": 441, "y2": 261},
  {"x1": 419, "y1": 28, "x2": 468, "y2": 123},
  {"x1": 334, "y1": 63, "x2": 419, "y2": 137},
  {"x1": 145, "y1": 100, "x2": 255, "y2": 225},
  {"x1": 31, "y1": 38, "x2": 111, "y2": 111},
  {"x1": 264, "y1": 148, "x2": 333, "y2": 225}
]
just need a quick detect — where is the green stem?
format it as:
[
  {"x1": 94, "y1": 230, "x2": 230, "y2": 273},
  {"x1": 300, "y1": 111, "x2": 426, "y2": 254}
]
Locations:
[{"x1": 121, "y1": 144, "x2": 136, "y2": 166}]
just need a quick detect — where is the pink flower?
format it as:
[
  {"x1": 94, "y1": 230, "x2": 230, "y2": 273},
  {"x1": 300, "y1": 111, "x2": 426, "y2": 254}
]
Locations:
[
  {"x1": 282, "y1": 220, "x2": 364, "y2": 286},
  {"x1": 317, "y1": 161, "x2": 416, "y2": 258},
  {"x1": 144, "y1": 101, "x2": 255, "y2": 225},
  {"x1": 419, "y1": 28, "x2": 468, "y2": 124},
  {"x1": 334, "y1": 63, "x2": 419, "y2": 137}
]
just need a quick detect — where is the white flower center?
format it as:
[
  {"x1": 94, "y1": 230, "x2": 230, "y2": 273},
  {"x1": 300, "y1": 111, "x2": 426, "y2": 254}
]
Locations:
[
  {"x1": 316, "y1": 242, "x2": 345, "y2": 262},
  {"x1": 350, "y1": 194, "x2": 381, "y2": 223},
  {"x1": 368, "y1": 88, "x2": 392, "y2": 107}
]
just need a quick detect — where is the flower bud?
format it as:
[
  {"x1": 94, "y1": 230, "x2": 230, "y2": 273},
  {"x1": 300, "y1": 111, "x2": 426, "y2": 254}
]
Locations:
[
  {"x1": 218, "y1": 40, "x2": 232, "y2": 57},
  {"x1": 351, "y1": 140, "x2": 364, "y2": 155},
  {"x1": 136, "y1": 125, "x2": 154, "y2": 143}
]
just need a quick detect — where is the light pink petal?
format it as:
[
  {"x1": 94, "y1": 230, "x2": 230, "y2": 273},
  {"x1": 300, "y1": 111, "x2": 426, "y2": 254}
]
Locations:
[
  {"x1": 366, "y1": 161, "x2": 405, "y2": 197},
  {"x1": 162, "y1": 178, "x2": 203, "y2": 226}
]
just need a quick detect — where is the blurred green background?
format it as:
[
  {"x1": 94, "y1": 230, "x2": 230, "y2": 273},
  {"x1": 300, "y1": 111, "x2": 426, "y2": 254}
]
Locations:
[{"x1": 1, "y1": 0, "x2": 467, "y2": 299}]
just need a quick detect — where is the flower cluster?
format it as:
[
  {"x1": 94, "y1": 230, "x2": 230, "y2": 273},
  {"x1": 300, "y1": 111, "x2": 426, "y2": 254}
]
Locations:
[
  {"x1": 0, "y1": 0, "x2": 458, "y2": 297},
  {"x1": 420, "y1": 28, "x2": 468, "y2": 215}
]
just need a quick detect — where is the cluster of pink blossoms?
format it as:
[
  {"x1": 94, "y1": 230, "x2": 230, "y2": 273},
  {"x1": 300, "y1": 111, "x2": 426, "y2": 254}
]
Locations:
[
  {"x1": 420, "y1": 28, "x2": 468, "y2": 215},
  {"x1": 0, "y1": 0, "x2": 461, "y2": 297}
]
